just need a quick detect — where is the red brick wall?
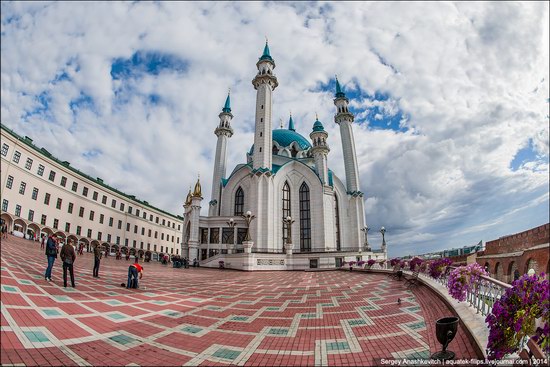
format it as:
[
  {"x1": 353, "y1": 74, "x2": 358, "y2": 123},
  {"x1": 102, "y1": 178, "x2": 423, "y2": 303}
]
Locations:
[{"x1": 484, "y1": 223, "x2": 549, "y2": 255}]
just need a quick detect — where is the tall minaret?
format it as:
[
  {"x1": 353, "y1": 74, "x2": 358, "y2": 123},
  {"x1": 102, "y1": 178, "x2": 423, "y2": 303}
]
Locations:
[
  {"x1": 209, "y1": 91, "x2": 234, "y2": 216},
  {"x1": 251, "y1": 41, "x2": 278, "y2": 170},
  {"x1": 333, "y1": 76, "x2": 360, "y2": 193},
  {"x1": 309, "y1": 114, "x2": 330, "y2": 185},
  {"x1": 187, "y1": 177, "x2": 203, "y2": 262}
]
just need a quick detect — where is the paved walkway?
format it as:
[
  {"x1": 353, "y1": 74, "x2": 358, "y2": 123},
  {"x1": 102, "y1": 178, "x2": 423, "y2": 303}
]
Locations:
[{"x1": 1, "y1": 235, "x2": 481, "y2": 366}]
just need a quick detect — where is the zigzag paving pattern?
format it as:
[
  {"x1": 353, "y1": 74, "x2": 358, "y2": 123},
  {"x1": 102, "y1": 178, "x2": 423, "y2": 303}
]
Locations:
[{"x1": 0, "y1": 235, "x2": 481, "y2": 366}]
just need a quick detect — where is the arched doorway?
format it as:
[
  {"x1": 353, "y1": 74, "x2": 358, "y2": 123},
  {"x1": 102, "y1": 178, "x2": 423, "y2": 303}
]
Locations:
[
  {"x1": 67, "y1": 234, "x2": 78, "y2": 247},
  {"x1": 0, "y1": 213, "x2": 14, "y2": 232},
  {"x1": 145, "y1": 250, "x2": 152, "y2": 262},
  {"x1": 508, "y1": 261, "x2": 519, "y2": 283},
  {"x1": 13, "y1": 218, "x2": 26, "y2": 236},
  {"x1": 138, "y1": 249, "x2": 144, "y2": 259},
  {"x1": 129, "y1": 247, "x2": 136, "y2": 256},
  {"x1": 54, "y1": 231, "x2": 66, "y2": 245},
  {"x1": 28, "y1": 223, "x2": 41, "y2": 241},
  {"x1": 78, "y1": 238, "x2": 90, "y2": 253}
]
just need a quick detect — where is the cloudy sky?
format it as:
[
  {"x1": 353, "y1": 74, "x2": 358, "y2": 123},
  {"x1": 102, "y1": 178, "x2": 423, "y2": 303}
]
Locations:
[{"x1": 1, "y1": 2, "x2": 548, "y2": 257}]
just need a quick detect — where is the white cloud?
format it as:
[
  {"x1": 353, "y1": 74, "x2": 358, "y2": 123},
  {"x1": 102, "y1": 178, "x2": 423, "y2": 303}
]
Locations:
[{"x1": 1, "y1": 1, "x2": 548, "y2": 257}]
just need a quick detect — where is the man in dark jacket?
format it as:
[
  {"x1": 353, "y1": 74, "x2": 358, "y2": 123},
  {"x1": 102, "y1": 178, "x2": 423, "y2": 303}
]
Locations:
[
  {"x1": 60, "y1": 240, "x2": 77, "y2": 288},
  {"x1": 93, "y1": 244, "x2": 101, "y2": 278},
  {"x1": 44, "y1": 235, "x2": 58, "y2": 281}
]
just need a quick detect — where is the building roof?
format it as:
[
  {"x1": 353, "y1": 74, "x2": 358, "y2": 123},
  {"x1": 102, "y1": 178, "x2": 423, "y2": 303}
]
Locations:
[
  {"x1": 249, "y1": 129, "x2": 312, "y2": 155},
  {"x1": 312, "y1": 118, "x2": 325, "y2": 132},
  {"x1": 222, "y1": 92, "x2": 231, "y2": 113},
  {"x1": 259, "y1": 41, "x2": 273, "y2": 62}
]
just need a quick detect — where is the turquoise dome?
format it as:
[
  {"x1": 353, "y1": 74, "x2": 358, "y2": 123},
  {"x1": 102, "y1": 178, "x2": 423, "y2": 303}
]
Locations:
[
  {"x1": 249, "y1": 129, "x2": 312, "y2": 154},
  {"x1": 312, "y1": 119, "x2": 325, "y2": 132}
]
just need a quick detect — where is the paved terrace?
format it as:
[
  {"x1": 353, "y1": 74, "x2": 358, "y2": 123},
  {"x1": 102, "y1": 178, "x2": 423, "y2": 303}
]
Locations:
[{"x1": 1, "y1": 235, "x2": 481, "y2": 366}]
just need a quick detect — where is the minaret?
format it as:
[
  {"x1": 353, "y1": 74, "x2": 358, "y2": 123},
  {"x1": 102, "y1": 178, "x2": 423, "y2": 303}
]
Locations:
[
  {"x1": 187, "y1": 177, "x2": 203, "y2": 262},
  {"x1": 309, "y1": 114, "x2": 330, "y2": 185},
  {"x1": 333, "y1": 76, "x2": 360, "y2": 193},
  {"x1": 209, "y1": 91, "x2": 234, "y2": 216},
  {"x1": 251, "y1": 41, "x2": 278, "y2": 171}
]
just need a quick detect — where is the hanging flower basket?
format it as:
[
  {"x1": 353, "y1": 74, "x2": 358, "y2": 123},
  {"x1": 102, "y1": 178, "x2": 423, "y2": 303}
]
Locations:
[
  {"x1": 409, "y1": 257, "x2": 423, "y2": 271},
  {"x1": 428, "y1": 258, "x2": 452, "y2": 279},
  {"x1": 447, "y1": 263, "x2": 488, "y2": 302},
  {"x1": 357, "y1": 260, "x2": 366, "y2": 268}
]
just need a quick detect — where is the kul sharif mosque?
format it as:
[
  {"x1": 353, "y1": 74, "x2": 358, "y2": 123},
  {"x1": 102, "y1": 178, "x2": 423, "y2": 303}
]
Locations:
[{"x1": 181, "y1": 42, "x2": 387, "y2": 270}]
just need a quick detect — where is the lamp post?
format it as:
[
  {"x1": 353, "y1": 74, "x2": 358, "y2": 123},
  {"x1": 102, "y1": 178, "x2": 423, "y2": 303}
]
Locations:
[
  {"x1": 380, "y1": 226, "x2": 386, "y2": 252},
  {"x1": 226, "y1": 218, "x2": 236, "y2": 254},
  {"x1": 361, "y1": 227, "x2": 370, "y2": 251},
  {"x1": 241, "y1": 211, "x2": 256, "y2": 242},
  {"x1": 282, "y1": 216, "x2": 295, "y2": 255}
]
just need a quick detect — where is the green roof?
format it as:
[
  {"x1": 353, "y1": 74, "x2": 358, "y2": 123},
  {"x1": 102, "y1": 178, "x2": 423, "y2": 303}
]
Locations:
[
  {"x1": 312, "y1": 118, "x2": 325, "y2": 132},
  {"x1": 249, "y1": 129, "x2": 312, "y2": 155},
  {"x1": 259, "y1": 41, "x2": 273, "y2": 61},
  {"x1": 1, "y1": 124, "x2": 182, "y2": 220},
  {"x1": 335, "y1": 77, "x2": 345, "y2": 98},
  {"x1": 288, "y1": 115, "x2": 295, "y2": 131},
  {"x1": 222, "y1": 93, "x2": 231, "y2": 113}
]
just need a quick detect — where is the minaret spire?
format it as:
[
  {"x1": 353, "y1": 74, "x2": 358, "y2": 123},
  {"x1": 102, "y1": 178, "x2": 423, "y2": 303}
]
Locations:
[
  {"x1": 310, "y1": 114, "x2": 330, "y2": 185},
  {"x1": 252, "y1": 40, "x2": 278, "y2": 171},
  {"x1": 288, "y1": 112, "x2": 295, "y2": 131},
  {"x1": 209, "y1": 91, "x2": 234, "y2": 216}
]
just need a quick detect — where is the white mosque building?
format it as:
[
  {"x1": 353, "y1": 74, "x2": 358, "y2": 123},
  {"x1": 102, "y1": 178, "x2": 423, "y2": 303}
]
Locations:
[{"x1": 182, "y1": 43, "x2": 387, "y2": 270}]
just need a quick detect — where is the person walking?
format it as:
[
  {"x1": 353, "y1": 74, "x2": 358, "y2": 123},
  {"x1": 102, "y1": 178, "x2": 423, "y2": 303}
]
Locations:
[
  {"x1": 44, "y1": 235, "x2": 58, "y2": 281},
  {"x1": 93, "y1": 244, "x2": 101, "y2": 278},
  {"x1": 126, "y1": 259, "x2": 144, "y2": 289},
  {"x1": 60, "y1": 240, "x2": 76, "y2": 288},
  {"x1": 40, "y1": 234, "x2": 46, "y2": 250}
]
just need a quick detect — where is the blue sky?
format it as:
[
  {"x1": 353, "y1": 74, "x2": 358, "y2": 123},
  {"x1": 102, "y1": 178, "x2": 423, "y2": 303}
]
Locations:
[{"x1": 1, "y1": 2, "x2": 548, "y2": 257}]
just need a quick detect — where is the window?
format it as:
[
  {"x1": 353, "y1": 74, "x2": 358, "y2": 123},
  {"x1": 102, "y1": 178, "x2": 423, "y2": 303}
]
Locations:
[
  {"x1": 148, "y1": 229, "x2": 151, "y2": 237},
  {"x1": 79, "y1": 206, "x2": 84, "y2": 217},
  {"x1": 147, "y1": 243, "x2": 150, "y2": 251},
  {"x1": 44, "y1": 193, "x2": 51, "y2": 205},
  {"x1": 6, "y1": 175, "x2": 13, "y2": 189},
  {"x1": 37, "y1": 164, "x2": 45, "y2": 176},
  {"x1": 141, "y1": 227, "x2": 145, "y2": 235},
  {"x1": 1, "y1": 143, "x2": 8, "y2": 156},
  {"x1": 60, "y1": 176, "x2": 67, "y2": 187},
  {"x1": 14, "y1": 204, "x2": 21, "y2": 216},
  {"x1": 109, "y1": 217, "x2": 113, "y2": 227},
  {"x1": 177, "y1": 237, "x2": 179, "y2": 243},
  {"x1": 237, "y1": 228, "x2": 247, "y2": 244},
  {"x1": 162, "y1": 219, "x2": 165, "y2": 226},
  {"x1": 97, "y1": 232, "x2": 102, "y2": 241},
  {"x1": 32, "y1": 187, "x2": 39, "y2": 200},
  {"x1": 1, "y1": 199, "x2": 8, "y2": 211},
  {"x1": 209, "y1": 228, "x2": 219, "y2": 244},
  {"x1": 334, "y1": 195, "x2": 341, "y2": 251},
  {"x1": 118, "y1": 220, "x2": 122, "y2": 229},
  {"x1": 133, "y1": 240, "x2": 136, "y2": 248},
  {"x1": 149, "y1": 214, "x2": 153, "y2": 221},
  {"x1": 178, "y1": 225, "x2": 181, "y2": 230},
  {"x1": 154, "y1": 231, "x2": 158, "y2": 239},
  {"x1": 128, "y1": 206, "x2": 133, "y2": 214},
  {"x1": 28, "y1": 209, "x2": 34, "y2": 221},
  {"x1": 53, "y1": 219, "x2": 58, "y2": 229},
  {"x1": 156, "y1": 216, "x2": 159, "y2": 224},
  {"x1": 299, "y1": 182, "x2": 311, "y2": 252},
  {"x1": 13, "y1": 150, "x2": 21, "y2": 163},
  {"x1": 68, "y1": 202, "x2": 73, "y2": 214},
  {"x1": 19, "y1": 182, "x2": 26, "y2": 195},
  {"x1": 92, "y1": 191, "x2": 98, "y2": 200},
  {"x1": 48, "y1": 170, "x2": 56, "y2": 181},
  {"x1": 102, "y1": 195, "x2": 107, "y2": 204},
  {"x1": 25, "y1": 158, "x2": 33, "y2": 170},
  {"x1": 136, "y1": 209, "x2": 140, "y2": 217},
  {"x1": 87, "y1": 229, "x2": 92, "y2": 238},
  {"x1": 107, "y1": 234, "x2": 111, "y2": 243},
  {"x1": 140, "y1": 242, "x2": 143, "y2": 249},
  {"x1": 41, "y1": 214, "x2": 47, "y2": 225},
  {"x1": 161, "y1": 233, "x2": 164, "y2": 240},
  {"x1": 89, "y1": 211, "x2": 94, "y2": 221},
  {"x1": 126, "y1": 223, "x2": 130, "y2": 231},
  {"x1": 171, "y1": 235, "x2": 174, "y2": 242},
  {"x1": 99, "y1": 214, "x2": 104, "y2": 224},
  {"x1": 116, "y1": 236, "x2": 120, "y2": 245},
  {"x1": 143, "y1": 211, "x2": 146, "y2": 219},
  {"x1": 76, "y1": 226, "x2": 81, "y2": 236},
  {"x1": 167, "y1": 220, "x2": 171, "y2": 227},
  {"x1": 82, "y1": 187, "x2": 88, "y2": 196},
  {"x1": 71, "y1": 181, "x2": 77, "y2": 192},
  {"x1": 111, "y1": 199, "x2": 116, "y2": 208},
  {"x1": 134, "y1": 225, "x2": 137, "y2": 234},
  {"x1": 56, "y1": 198, "x2": 62, "y2": 209},
  {"x1": 282, "y1": 181, "x2": 291, "y2": 244},
  {"x1": 222, "y1": 228, "x2": 234, "y2": 244},
  {"x1": 120, "y1": 203, "x2": 125, "y2": 211},
  {"x1": 65, "y1": 223, "x2": 70, "y2": 232},
  {"x1": 125, "y1": 238, "x2": 128, "y2": 246}
]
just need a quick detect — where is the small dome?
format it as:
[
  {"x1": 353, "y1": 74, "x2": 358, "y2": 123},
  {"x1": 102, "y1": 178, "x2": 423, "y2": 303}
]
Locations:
[{"x1": 312, "y1": 119, "x2": 325, "y2": 132}]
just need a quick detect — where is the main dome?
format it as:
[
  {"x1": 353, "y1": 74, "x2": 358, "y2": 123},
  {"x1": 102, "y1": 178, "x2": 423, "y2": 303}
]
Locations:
[{"x1": 249, "y1": 129, "x2": 312, "y2": 154}]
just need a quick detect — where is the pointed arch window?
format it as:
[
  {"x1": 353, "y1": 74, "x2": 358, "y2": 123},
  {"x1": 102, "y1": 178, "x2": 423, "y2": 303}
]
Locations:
[
  {"x1": 334, "y1": 194, "x2": 341, "y2": 251},
  {"x1": 234, "y1": 187, "x2": 244, "y2": 216},
  {"x1": 273, "y1": 145, "x2": 279, "y2": 155},
  {"x1": 282, "y1": 182, "x2": 291, "y2": 244},
  {"x1": 290, "y1": 145, "x2": 298, "y2": 158},
  {"x1": 299, "y1": 182, "x2": 311, "y2": 252}
]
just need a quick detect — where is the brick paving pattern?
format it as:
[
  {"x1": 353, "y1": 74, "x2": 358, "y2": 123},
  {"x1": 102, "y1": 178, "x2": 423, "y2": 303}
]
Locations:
[{"x1": 0, "y1": 235, "x2": 482, "y2": 366}]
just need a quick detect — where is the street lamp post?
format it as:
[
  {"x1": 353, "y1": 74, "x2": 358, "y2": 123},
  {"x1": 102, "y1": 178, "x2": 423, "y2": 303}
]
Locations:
[
  {"x1": 380, "y1": 226, "x2": 387, "y2": 252},
  {"x1": 361, "y1": 227, "x2": 370, "y2": 251},
  {"x1": 226, "y1": 218, "x2": 236, "y2": 254},
  {"x1": 241, "y1": 211, "x2": 256, "y2": 242},
  {"x1": 282, "y1": 216, "x2": 295, "y2": 255}
]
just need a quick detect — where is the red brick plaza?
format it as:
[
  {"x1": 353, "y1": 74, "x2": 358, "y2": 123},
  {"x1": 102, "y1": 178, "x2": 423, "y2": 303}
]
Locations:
[{"x1": 1, "y1": 235, "x2": 481, "y2": 366}]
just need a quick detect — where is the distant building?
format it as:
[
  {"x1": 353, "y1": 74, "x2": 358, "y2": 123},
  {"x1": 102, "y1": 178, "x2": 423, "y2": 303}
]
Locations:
[
  {"x1": 1, "y1": 125, "x2": 183, "y2": 260},
  {"x1": 476, "y1": 223, "x2": 549, "y2": 283}
]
